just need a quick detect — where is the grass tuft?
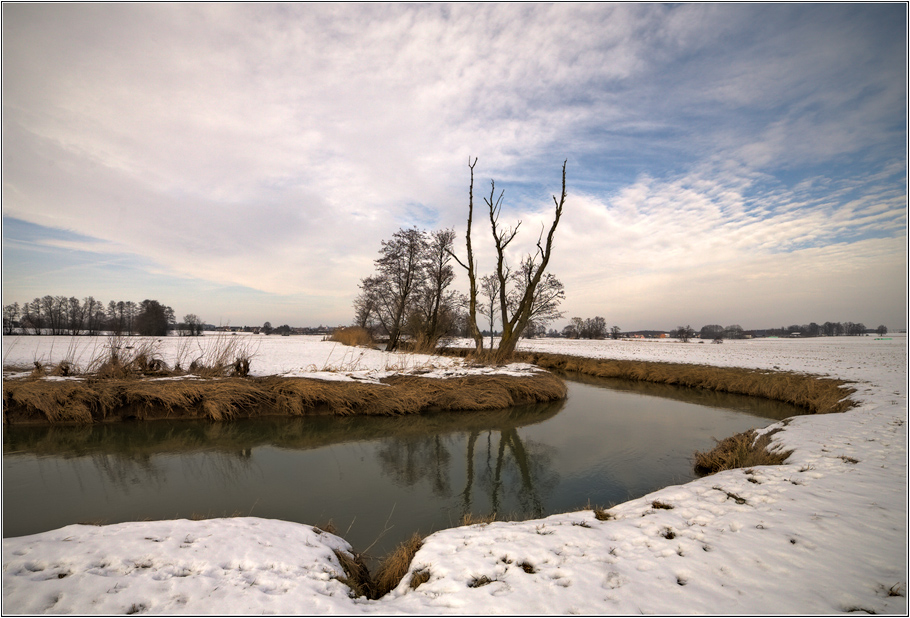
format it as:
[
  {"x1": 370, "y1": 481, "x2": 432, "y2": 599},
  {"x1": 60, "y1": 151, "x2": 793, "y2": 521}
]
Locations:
[
  {"x1": 409, "y1": 568, "x2": 430, "y2": 589},
  {"x1": 468, "y1": 574, "x2": 495, "y2": 588},
  {"x1": 371, "y1": 532, "x2": 424, "y2": 598},
  {"x1": 694, "y1": 428, "x2": 793, "y2": 475}
]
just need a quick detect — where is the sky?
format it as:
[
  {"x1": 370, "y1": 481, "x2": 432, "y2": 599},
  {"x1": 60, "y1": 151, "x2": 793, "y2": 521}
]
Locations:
[{"x1": 2, "y1": 3, "x2": 907, "y2": 331}]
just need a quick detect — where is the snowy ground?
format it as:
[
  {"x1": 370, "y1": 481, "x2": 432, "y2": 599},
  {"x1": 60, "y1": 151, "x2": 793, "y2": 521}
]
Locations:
[
  {"x1": 0, "y1": 333, "x2": 540, "y2": 383},
  {"x1": 2, "y1": 335, "x2": 907, "y2": 614}
]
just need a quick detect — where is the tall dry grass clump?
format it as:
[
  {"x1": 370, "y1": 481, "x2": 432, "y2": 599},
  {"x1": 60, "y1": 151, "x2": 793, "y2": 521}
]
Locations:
[
  {"x1": 331, "y1": 532, "x2": 425, "y2": 599},
  {"x1": 693, "y1": 428, "x2": 793, "y2": 475},
  {"x1": 371, "y1": 532, "x2": 425, "y2": 598},
  {"x1": 329, "y1": 327, "x2": 374, "y2": 347}
]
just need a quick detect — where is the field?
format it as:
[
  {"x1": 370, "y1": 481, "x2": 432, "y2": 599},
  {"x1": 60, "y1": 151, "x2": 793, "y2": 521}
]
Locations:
[{"x1": 2, "y1": 334, "x2": 906, "y2": 614}]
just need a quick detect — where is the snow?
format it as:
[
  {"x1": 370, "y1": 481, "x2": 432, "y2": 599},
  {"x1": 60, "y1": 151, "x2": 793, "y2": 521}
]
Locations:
[
  {"x1": 1, "y1": 334, "x2": 543, "y2": 384},
  {"x1": 2, "y1": 335, "x2": 907, "y2": 614}
]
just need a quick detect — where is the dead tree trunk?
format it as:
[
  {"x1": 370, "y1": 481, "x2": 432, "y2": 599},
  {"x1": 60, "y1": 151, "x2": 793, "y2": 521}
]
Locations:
[
  {"x1": 449, "y1": 157, "x2": 484, "y2": 354},
  {"x1": 494, "y1": 160, "x2": 567, "y2": 359}
]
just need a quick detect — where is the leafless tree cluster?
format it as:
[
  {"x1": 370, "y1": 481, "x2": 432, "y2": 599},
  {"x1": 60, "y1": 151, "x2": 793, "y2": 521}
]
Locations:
[
  {"x1": 3, "y1": 296, "x2": 192, "y2": 337},
  {"x1": 354, "y1": 228, "x2": 463, "y2": 351}
]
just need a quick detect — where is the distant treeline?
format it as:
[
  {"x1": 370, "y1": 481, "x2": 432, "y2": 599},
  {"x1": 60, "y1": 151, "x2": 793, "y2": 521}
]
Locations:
[
  {"x1": 2, "y1": 297, "x2": 204, "y2": 337},
  {"x1": 538, "y1": 319, "x2": 887, "y2": 340}
]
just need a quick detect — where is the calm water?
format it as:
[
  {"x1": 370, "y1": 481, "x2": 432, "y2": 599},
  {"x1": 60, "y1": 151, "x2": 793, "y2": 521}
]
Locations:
[{"x1": 3, "y1": 375, "x2": 800, "y2": 561}]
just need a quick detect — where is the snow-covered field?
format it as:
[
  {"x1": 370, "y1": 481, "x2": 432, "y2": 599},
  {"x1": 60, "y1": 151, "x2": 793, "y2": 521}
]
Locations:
[
  {"x1": 1, "y1": 333, "x2": 538, "y2": 383},
  {"x1": 2, "y1": 335, "x2": 907, "y2": 614}
]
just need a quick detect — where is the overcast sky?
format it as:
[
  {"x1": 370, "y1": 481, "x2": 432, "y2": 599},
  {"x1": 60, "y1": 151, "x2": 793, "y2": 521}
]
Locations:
[{"x1": 2, "y1": 3, "x2": 906, "y2": 331}]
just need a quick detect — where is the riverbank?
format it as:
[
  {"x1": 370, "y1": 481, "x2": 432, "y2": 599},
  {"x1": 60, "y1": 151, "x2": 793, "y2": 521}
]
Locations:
[
  {"x1": 2, "y1": 335, "x2": 566, "y2": 424},
  {"x1": 2, "y1": 371, "x2": 566, "y2": 425},
  {"x1": 2, "y1": 335, "x2": 906, "y2": 613}
]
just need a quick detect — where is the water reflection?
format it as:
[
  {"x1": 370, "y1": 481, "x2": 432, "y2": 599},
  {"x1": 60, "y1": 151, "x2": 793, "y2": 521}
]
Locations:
[{"x1": 4, "y1": 377, "x2": 802, "y2": 560}]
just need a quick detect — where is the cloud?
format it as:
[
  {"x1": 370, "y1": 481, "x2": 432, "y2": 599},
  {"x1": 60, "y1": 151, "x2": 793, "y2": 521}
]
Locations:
[{"x1": 2, "y1": 3, "x2": 905, "y2": 328}]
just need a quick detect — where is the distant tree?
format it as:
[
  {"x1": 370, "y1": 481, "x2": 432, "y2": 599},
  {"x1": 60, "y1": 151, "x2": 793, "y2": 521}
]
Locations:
[
  {"x1": 178, "y1": 314, "x2": 203, "y2": 336},
  {"x1": 3, "y1": 302, "x2": 19, "y2": 335},
  {"x1": 22, "y1": 299, "x2": 42, "y2": 335},
  {"x1": 135, "y1": 300, "x2": 173, "y2": 336},
  {"x1": 724, "y1": 324, "x2": 744, "y2": 339},
  {"x1": 562, "y1": 323, "x2": 578, "y2": 339},
  {"x1": 66, "y1": 297, "x2": 85, "y2": 335},
  {"x1": 478, "y1": 273, "x2": 501, "y2": 348},
  {"x1": 876, "y1": 324, "x2": 888, "y2": 336},
  {"x1": 700, "y1": 324, "x2": 724, "y2": 340},
  {"x1": 674, "y1": 325, "x2": 694, "y2": 342},
  {"x1": 262, "y1": 321, "x2": 273, "y2": 335},
  {"x1": 83, "y1": 297, "x2": 102, "y2": 335},
  {"x1": 582, "y1": 316, "x2": 606, "y2": 339},
  {"x1": 610, "y1": 325, "x2": 621, "y2": 340},
  {"x1": 508, "y1": 261, "x2": 565, "y2": 338},
  {"x1": 570, "y1": 317, "x2": 585, "y2": 339}
]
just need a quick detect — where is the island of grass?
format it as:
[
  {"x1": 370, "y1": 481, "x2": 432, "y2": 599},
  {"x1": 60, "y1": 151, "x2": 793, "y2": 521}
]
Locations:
[{"x1": 1, "y1": 334, "x2": 568, "y2": 424}]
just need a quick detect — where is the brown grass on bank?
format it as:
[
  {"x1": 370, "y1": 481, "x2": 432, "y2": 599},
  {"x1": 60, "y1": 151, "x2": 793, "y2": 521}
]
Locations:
[
  {"x1": 329, "y1": 327, "x2": 374, "y2": 347},
  {"x1": 371, "y1": 532, "x2": 425, "y2": 598},
  {"x1": 693, "y1": 428, "x2": 793, "y2": 475},
  {"x1": 2, "y1": 372, "x2": 567, "y2": 425},
  {"x1": 506, "y1": 352, "x2": 855, "y2": 415},
  {"x1": 331, "y1": 532, "x2": 425, "y2": 600}
]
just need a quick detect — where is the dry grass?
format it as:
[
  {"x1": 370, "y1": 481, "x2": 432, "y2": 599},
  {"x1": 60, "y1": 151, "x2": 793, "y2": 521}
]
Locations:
[
  {"x1": 693, "y1": 428, "x2": 793, "y2": 475},
  {"x1": 3, "y1": 372, "x2": 567, "y2": 425},
  {"x1": 331, "y1": 532, "x2": 425, "y2": 600},
  {"x1": 508, "y1": 352, "x2": 855, "y2": 415},
  {"x1": 409, "y1": 568, "x2": 431, "y2": 589},
  {"x1": 329, "y1": 327, "x2": 374, "y2": 348},
  {"x1": 332, "y1": 549, "x2": 374, "y2": 599},
  {"x1": 371, "y1": 532, "x2": 425, "y2": 598},
  {"x1": 461, "y1": 512, "x2": 499, "y2": 526}
]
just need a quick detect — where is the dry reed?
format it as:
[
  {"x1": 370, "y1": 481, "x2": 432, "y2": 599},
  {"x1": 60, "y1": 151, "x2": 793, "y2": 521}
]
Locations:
[
  {"x1": 2, "y1": 372, "x2": 567, "y2": 425},
  {"x1": 508, "y1": 352, "x2": 855, "y2": 415},
  {"x1": 371, "y1": 532, "x2": 425, "y2": 598},
  {"x1": 329, "y1": 327, "x2": 374, "y2": 347},
  {"x1": 693, "y1": 428, "x2": 793, "y2": 475}
]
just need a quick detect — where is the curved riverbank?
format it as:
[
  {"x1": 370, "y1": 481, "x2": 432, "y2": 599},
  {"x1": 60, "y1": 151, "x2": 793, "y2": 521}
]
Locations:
[{"x1": 2, "y1": 370, "x2": 567, "y2": 425}]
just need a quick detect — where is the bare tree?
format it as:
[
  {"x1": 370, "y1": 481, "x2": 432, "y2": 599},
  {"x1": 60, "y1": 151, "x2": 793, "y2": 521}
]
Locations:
[
  {"x1": 3, "y1": 302, "x2": 19, "y2": 335},
  {"x1": 674, "y1": 325, "x2": 694, "y2": 342},
  {"x1": 448, "y1": 158, "x2": 485, "y2": 353},
  {"x1": 356, "y1": 227, "x2": 427, "y2": 351},
  {"x1": 477, "y1": 273, "x2": 501, "y2": 348},
  {"x1": 408, "y1": 228, "x2": 459, "y2": 349},
  {"x1": 508, "y1": 259, "x2": 565, "y2": 337},
  {"x1": 488, "y1": 160, "x2": 568, "y2": 358}
]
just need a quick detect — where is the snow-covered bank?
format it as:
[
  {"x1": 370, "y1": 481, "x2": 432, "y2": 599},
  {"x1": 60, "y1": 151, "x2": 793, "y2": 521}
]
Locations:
[{"x1": 3, "y1": 336, "x2": 907, "y2": 614}]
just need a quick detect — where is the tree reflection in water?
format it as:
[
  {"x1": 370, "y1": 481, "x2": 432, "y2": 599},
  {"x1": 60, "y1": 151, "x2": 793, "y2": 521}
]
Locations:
[{"x1": 376, "y1": 422, "x2": 559, "y2": 522}]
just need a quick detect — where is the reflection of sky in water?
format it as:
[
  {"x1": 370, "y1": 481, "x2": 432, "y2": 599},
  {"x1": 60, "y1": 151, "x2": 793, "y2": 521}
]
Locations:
[{"x1": 4, "y1": 377, "x2": 799, "y2": 559}]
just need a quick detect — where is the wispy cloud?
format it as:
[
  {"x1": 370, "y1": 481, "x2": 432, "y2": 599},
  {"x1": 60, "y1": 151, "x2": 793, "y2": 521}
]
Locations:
[{"x1": 2, "y1": 3, "x2": 905, "y2": 328}]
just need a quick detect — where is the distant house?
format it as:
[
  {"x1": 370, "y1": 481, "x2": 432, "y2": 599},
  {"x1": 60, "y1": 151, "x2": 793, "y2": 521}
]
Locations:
[{"x1": 789, "y1": 332, "x2": 802, "y2": 338}]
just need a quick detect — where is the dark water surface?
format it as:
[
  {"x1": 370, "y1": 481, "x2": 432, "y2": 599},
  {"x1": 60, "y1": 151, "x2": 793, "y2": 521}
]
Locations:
[{"x1": 3, "y1": 375, "x2": 800, "y2": 561}]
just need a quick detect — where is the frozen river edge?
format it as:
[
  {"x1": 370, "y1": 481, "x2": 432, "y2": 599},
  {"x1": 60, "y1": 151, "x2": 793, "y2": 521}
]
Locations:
[{"x1": 2, "y1": 335, "x2": 907, "y2": 614}]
